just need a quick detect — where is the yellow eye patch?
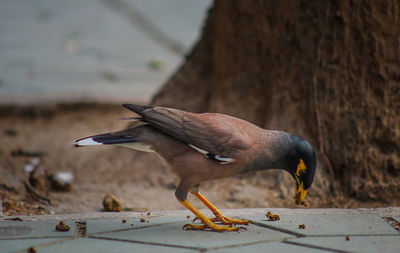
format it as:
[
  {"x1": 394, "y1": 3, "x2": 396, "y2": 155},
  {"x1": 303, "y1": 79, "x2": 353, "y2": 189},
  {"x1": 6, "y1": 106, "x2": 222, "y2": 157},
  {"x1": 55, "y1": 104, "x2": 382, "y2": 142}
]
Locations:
[{"x1": 296, "y1": 159, "x2": 306, "y2": 176}]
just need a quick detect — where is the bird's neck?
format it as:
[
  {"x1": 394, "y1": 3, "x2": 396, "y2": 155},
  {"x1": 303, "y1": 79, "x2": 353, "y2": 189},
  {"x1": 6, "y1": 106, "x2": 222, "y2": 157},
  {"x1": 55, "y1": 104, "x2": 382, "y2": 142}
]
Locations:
[{"x1": 240, "y1": 131, "x2": 296, "y2": 174}]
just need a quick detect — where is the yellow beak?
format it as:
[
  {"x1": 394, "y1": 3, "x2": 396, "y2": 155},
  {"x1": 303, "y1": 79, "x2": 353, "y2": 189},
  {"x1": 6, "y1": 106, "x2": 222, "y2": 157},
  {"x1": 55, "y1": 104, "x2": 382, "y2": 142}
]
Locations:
[{"x1": 294, "y1": 177, "x2": 308, "y2": 201}]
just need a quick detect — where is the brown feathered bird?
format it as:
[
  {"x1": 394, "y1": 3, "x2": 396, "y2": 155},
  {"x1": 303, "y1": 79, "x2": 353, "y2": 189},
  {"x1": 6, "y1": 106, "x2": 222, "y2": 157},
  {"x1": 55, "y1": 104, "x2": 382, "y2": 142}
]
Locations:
[{"x1": 74, "y1": 104, "x2": 317, "y2": 231}]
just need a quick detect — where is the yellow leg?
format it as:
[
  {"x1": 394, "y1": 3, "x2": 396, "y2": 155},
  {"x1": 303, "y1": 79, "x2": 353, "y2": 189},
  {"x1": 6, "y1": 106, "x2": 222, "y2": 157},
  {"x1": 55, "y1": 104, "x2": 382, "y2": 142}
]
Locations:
[
  {"x1": 191, "y1": 192, "x2": 251, "y2": 225},
  {"x1": 179, "y1": 200, "x2": 241, "y2": 232}
]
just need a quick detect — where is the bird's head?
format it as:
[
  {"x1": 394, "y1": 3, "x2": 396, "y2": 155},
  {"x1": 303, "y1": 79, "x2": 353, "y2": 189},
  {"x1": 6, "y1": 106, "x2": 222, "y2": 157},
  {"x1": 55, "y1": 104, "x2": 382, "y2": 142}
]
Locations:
[{"x1": 285, "y1": 136, "x2": 317, "y2": 203}]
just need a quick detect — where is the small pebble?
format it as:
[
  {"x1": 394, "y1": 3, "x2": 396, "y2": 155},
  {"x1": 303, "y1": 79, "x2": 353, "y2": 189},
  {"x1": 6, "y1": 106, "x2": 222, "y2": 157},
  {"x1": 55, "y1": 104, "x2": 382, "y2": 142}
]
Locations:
[
  {"x1": 298, "y1": 224, "x2": 306, "y2": 229},
  {"x1": 55, "y1": 221, "x2": 70, "y2": 232},
  {"x1": 27, "y1": 246, "x2": 36, "y2": 253}
]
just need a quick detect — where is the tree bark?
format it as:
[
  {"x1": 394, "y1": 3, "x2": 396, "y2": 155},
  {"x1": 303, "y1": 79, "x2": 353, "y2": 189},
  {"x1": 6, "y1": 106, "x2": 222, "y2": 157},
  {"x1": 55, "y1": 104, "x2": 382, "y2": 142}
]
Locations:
[{"x1": 153, "y1": 0, "x2": 400, "y2": 205}]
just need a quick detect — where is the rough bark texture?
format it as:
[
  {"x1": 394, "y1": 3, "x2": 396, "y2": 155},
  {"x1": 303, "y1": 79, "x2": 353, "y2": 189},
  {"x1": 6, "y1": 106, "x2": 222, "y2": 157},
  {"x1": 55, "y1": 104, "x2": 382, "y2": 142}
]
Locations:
[{"x1": 153, "y1": 0, "x2": 400, "y2": 205}]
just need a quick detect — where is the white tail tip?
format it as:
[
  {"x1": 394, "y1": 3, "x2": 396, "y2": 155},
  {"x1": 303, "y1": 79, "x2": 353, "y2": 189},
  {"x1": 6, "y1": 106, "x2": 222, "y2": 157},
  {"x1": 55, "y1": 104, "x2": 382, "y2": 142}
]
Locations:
[{"x1": 73, "y1": 137, "x2": 103, "y2": 147}]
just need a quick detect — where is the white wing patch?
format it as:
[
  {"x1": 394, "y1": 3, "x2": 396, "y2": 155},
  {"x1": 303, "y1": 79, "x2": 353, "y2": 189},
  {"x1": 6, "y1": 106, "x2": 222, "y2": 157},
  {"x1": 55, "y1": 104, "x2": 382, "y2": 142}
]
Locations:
[
  {"x1": 214, "y1": 155, "x2": 235, "y2": 164},
  {"x1": 188, "y1": 144, "x2": 235, "y2": 165},
  {"x1": 189, "y1": 144, "x2": 208, "y2": 154}
]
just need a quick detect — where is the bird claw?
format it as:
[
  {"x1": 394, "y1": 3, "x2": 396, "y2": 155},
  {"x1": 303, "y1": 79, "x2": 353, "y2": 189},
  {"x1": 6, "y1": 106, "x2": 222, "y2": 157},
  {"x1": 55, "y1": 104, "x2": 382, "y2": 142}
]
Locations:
[
  {"x1": 214, "y1": 215, "x2": 252, "y2": 225},
  {"x1": 193, "y1": 215, "x2": 251, "y2": 226},
  {"x1": 182, "y1": 222, "x2": 241, "y2": 232}
]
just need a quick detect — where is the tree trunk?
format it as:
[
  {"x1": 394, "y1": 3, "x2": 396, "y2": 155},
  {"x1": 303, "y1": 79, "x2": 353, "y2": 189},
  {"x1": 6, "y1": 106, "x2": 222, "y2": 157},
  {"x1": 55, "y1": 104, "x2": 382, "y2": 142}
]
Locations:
[{"x1": 152, "y1": 0, "x2": 400, "y2": 206}]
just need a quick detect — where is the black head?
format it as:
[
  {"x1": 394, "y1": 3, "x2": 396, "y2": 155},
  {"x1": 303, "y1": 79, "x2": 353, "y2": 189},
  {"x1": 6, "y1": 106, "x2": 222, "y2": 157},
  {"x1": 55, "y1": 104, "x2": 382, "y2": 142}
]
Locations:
[
  {"x1": 286, "y1": 135, "x2": 317, "y2": 188},
  {"x1": 284, "y1": 134, "x2": 317, "y2": 201}
]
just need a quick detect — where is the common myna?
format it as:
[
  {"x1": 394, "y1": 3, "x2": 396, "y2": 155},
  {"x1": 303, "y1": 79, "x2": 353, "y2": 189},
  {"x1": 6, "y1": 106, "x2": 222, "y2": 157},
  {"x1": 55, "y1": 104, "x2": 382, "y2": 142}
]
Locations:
[{"x1": 74, "y1": 104, "x2": 317, "y2": 231}]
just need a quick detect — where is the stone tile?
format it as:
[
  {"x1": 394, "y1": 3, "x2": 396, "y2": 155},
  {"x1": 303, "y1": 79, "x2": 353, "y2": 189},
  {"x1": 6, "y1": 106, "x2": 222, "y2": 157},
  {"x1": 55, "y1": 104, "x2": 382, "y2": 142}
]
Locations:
[
  {"x1": 86, "y1": 216, "x2": 187, "y2": 235},
  {"x1": 208, "y1": 241, "x2": 331, "y2": 253},
  {"x1": 0, "y1": 238, "x2": 69, "y2": 253},
  {"x1": 0, "y1": 220, "x2": 75, "y2": 239},
  {"x1": 125, "y1": 0, "x2": 213, "y2": 49},
  {"x1": 0, "y1": 0, "x2": 211, "y2": 104},
  {"x1": 249, "y1": 212, "x2": 398, "y2": 236},
  {"x1": 288, "y1": 235, "x2": 400, "y2": 253},
  {"x1": 94, "y1": 222, "x2": 295, "y2": 250},
  {"x1": 39, "y1": 237, "x2": 196, "y2": 253}
]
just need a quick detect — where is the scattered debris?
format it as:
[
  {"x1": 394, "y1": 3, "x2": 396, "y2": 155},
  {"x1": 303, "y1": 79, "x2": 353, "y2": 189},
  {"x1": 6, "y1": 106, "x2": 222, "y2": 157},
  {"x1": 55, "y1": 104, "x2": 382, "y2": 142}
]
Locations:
[
  {"x1": 75, "y1": 221, "x2": 86, "y2": 238},
  {"x1": 122, "y1": 219, "x2": 127, "y2": 223},
  {"x1": 29, "y1": 163, "x2": 48, "y2": 192},
  {"x1": 186, "y1": 215, "x2": 190, "y2": 219},
  {"x1": 27, "y1": 246, "x2": 36, "y2": 253},
  {"x1": 24, "y1": 157, "x2": 41, "y2": 173},
  {"x1": 383, "y1": 217, "x2": 400, "y2": 232},
  {"x1": 345, "y1": 236, "x2": 350, "y2": 241},
  {"x1": 140, "y1": 217, "x2": 146, "y2": 222},
  {"x1": 298, "y1": 224, "x2": 306, "y2": 229},
  {"x1": 55, "y1": 221, "x2": 70, "y2": 232},
  {"x1": 23, "y1": 181, "x2": 52, "y2": 205},
  {"x1": 266, "y1": 211, "x2": 280, "y2": 221},
  {"x1": 11, "y1": 148, "x2": 46, "y2": 157},
  {"x1": 103, "y1": 194, "x2": 122, "y2": 212},
  {"x1": 49, "y1": 171, "x2": 74, "y2": 192}
]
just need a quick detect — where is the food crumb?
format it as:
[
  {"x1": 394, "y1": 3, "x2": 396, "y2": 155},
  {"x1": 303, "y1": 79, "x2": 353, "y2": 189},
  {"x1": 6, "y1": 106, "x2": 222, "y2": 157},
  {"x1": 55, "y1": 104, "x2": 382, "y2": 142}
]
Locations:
[
  {"x1": 55, "y1": 221, "x2": 70, "y2": 232},
  {"x1": 293, "y1": 192, "x2": 308, "y2": 206},
  {"x1": 147, "y1": 212, "x2": 151, "y2": 216},
  {"x1": 27, "y1": 246, "x2": 36, "y2": 253},
  {"x1": 298, "y1": 224, "x2": 306, "y2": 229},
  {"x1": 266, "y1": 211, "x2": 280, "y2": 221},
  {"x1": 346, "y1": 236, "x2": 350, "y2": 241},
  {"x1": 122, "y1": 219, "x2": 127, "y2": 223},
  {"x1": 103, "y1": 194, "x2": 122, "y2": 212},
  {"x1": 186, "y1": 215, "x2": 190, "y2": 219},
  {"x1": 140, "y1": 217, "x2": 146, "y2": 222}
]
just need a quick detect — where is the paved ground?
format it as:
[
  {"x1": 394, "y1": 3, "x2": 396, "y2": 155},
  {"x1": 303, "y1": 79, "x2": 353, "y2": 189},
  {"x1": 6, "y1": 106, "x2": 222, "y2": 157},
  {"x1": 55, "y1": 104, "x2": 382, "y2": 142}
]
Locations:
[
  {"x1": 1, "y1": 208, "x2": 399, "y2": 253},
  {"x1": 0, "y1": 0, "x2": 211, "y2": 104}
]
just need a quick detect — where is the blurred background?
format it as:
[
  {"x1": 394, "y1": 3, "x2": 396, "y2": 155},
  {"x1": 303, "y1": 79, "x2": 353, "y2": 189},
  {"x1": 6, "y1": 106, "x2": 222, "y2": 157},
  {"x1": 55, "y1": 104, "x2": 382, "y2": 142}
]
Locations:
[{"x1": 1, "y1": 0, "x2": 399, "y2": 216}]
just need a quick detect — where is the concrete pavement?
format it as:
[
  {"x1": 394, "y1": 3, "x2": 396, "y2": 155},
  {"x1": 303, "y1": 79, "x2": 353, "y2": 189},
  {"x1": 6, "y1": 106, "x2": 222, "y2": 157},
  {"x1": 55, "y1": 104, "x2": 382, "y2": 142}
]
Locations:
[
  {"x1": 1, "y1": 208, "x2": 399, "y2": 253},
  {"x1": 0, "y1": 0, "x2": 212, "y2": 104}
]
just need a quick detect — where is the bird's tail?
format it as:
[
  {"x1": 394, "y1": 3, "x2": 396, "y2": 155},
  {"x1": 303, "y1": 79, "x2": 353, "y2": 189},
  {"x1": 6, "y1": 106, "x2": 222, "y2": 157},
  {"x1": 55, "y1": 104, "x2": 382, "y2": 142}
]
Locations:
[{"x1": 122, "y1": 104, "x2": 152, "y2": 116}]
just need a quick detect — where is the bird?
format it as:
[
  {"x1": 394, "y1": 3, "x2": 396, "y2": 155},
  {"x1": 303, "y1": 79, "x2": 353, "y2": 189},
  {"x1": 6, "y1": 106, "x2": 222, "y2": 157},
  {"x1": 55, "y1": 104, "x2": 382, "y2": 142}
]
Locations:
[{"x1": 74, "y1": 104, "x2": 317, "y2": 232}]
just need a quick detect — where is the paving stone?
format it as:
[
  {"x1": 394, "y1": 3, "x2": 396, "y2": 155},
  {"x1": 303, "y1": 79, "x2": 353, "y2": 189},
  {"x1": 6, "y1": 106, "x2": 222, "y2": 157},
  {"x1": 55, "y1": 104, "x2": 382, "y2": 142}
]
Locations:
[
  {"x1": 0, "y1": 238, "x2": 69, "y2": 253},
  {"x1": 93, "y1": 222, "x2": 295, "y2": 250},
  {"x1": 0, "y1": 220, "x2": 75, "y2": 239},
  {"x1": 288, "y1": 235, "x2": 400, "y2": 253},
  {"x1": 0, "y1": 0, "x2": 211, "y2": 104},
  {"x1": 86, "y1": 216, "x2": 187, "y2": 235},
  {"x1": 249, "y1": 212, "x2": 398, "y2": 236},
  {"x1": 38, "y1": 237, "x2": 196, "y2": 253},
  {"x1": 208, "y1": 241, "x2": 331, "y2": 253}
]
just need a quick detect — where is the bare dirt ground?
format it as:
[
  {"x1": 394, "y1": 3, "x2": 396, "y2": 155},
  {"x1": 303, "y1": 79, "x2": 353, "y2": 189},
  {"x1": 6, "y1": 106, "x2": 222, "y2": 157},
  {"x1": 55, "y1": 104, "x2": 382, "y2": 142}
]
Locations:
[{"x1": 0, "y1": 104, "x2": 393, "y2": 216}]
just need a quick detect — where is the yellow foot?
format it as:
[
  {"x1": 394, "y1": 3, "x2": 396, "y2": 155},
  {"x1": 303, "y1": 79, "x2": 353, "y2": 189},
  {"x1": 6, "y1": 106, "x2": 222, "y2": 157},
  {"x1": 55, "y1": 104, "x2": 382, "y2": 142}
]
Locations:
[
  {"x1": 183, "y1": 222, "x2": 245, "y2": 232},
  {"x1": 212, "y1": 216, "x2": 252, "y2": 225},
  {"x1": 194, "y1": 216, "x2": 251, "y2": 225}
]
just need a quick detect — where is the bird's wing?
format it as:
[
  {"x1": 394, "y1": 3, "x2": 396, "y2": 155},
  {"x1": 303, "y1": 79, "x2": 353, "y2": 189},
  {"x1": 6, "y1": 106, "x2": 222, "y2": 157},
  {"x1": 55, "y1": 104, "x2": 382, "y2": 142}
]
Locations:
[{"x1": 123, "y1": 104, "x2": 252, "y2": 161}]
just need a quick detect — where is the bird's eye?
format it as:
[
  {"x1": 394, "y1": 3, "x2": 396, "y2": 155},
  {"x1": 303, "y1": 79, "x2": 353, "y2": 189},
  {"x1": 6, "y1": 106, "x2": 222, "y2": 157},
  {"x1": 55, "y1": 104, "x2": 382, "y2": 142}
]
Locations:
[{"x1": 299, "y1": 170, "x2": 306, "y2": 176}]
